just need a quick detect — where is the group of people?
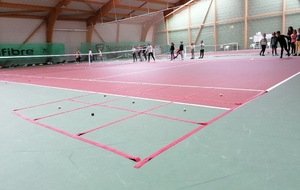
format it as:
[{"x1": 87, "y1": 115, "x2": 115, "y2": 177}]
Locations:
[
  {"x1": 260, "y1": 26, "x2": 300, "y2": 58},
  {"x1": 131, "y1": 43, "x2": 155, "y2": 63},
  {"x1": 169, "y1": 40, "x2": 205, "y2": 61},
  {"x1": 75, "y1": 49, "x2": 104, "y2": 64}
]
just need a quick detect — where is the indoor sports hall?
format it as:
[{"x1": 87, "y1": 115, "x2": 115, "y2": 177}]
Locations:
[{"x1": 1, "y1": 0, "x2": 300, "y2": 189}]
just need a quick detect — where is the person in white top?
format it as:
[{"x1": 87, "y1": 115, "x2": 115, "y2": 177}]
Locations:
[
  {"x1": 88, "y1": 49, "x2": 93, "y2": 62},
  {"x1": 190, "y1": 42, "x2": 195, "y2": 59},
  {"x1": 98, "y1": 49, "x2": 103, "y2": 62},
  {"x1": 132, "y1": 46, "x2": 137, "y2": 62},
  {"x1": 146, "y1": 43, "x2": 155, "y2": 62},
  {"x1": 259, "y1": 33, "x2": 267, "y2": 56}
]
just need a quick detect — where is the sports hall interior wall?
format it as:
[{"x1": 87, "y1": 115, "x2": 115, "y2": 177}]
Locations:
[
  {"x1": 0, "y1": 18, "x2": 153, "y2": 54},
  {"x1": 154, "y1": 0, "x2": 300, "y2": 50},
  {"x1": 0, "y1": 0, "x2": 299, "y2": 55}
]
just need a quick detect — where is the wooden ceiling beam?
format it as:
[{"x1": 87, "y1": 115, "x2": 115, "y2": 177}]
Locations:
[
  {"x1": 87, "y1": 0, "x2": 122, "y2": 26},
  {"x1": 47, "y1": 0, "x2": 73, "y2": 42}
]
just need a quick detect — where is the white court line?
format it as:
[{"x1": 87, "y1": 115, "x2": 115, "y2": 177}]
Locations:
[
  {"x1": 94, "y1": 62, "x2": 201, "y2": 80},
  {"x1": 1, "y1": 80, "x2": 229, "y2": 110},
  {"x1": 0, "y1": 73, "x2": 263, "y2": 93},
  {"x1": 267, "y1": 71, "x2": 300, "y2": 92},
  {"x1": 94, "y1": 80, "x2": 264, "y2": 92}
]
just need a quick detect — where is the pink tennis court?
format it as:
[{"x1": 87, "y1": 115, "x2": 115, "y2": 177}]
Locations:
[{"x1": 2, "y1": 0, "x2": 300, "y2": 189}]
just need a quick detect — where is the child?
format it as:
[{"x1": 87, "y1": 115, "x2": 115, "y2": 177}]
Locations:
[
  {"x1": 98, "y1": 49, "x2": 104, "y2": 62},
  {"x1": 287, "y1": 26, "x2": 293, "y2": 52},
  {"x1": 132, "y1": 46, "x2": 137, "y2": 62},
  {"x1": 142, "y1": 45, "x2": 147, "y2": 61},
  {"x1": 146, "y1": 43, "x2": 155, "y2": 62},
  {"x1": 276, "y1": 31, "x2": 290, "y2": 58},
  {"x1": 179, "y1": 41, "x2": 184, "y2": 60},
  {"x1": 75, "y1": 50, "x2": 80, "y2": 63},
  {"x1": 88, "y1": 49, "x2": 93, "y2": 62},
  {"x1": 291, "y1": 30, "x2": 297, "y2": 56},
  {"x1": 174, "y1": 48, "x2": 180, "y2": 59},
  {"x1": 270, "y1": 32, "x2": 278, "y2": 56},
  {"x1": 199, "y1": 40, "x2": 205, "y2": 59},
  {"x1": 190, "y1": 42, "x2": 195, "y2": 59},
  {"x1": 170, "y1": 42, "x2": 175, "y2": 61},
  {"x1": 259, "y1": 33, "x2": 267, "y2": 56}
]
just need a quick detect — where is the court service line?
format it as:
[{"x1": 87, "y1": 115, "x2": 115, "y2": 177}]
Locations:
[
  {"x1": 267, "y1": 71, "x2": 300, "y2": 92},
  {"x1": 94, "y1": 62, "x2": 201, "y2": 80},
  {"x1": 0, "y1": 73, "x2": 264, "y2": 93},
  {"x1": 2, "y1": 80, "x2": 229, "y2": 110},
  {"x1": 95, "y1": 79, "x2": 264, "y2": 92}
]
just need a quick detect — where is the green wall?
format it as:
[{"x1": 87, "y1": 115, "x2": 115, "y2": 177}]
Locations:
[{"x1": 154, "y1": 0, "x2": 300, "y2": 51}]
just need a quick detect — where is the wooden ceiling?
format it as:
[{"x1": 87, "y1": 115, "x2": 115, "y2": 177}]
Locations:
[{"x1": 0, "y1": 0, "x2": 193, "y2": 23}]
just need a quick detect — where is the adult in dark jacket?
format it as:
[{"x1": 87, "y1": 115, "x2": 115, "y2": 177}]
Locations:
[{"x1": 276, "y1": 31, "x2": 290, "y2": 58}]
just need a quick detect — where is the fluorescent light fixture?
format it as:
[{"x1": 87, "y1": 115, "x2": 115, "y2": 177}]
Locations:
[{"x1": 53, "y1": 29, "x2": 88, "y2": 32}]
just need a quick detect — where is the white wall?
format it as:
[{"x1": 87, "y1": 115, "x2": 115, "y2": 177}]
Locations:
[
  {"x1": 53, "y1": 21, "x2": 86, "y2": 53},
  {"x1": 93, "y1": 23, "x2": 143, "y2": 43},
  {"x1": 0, "y1": 18, "x2": 46, "y2": 43},
  {"x1": 0, "y1": 18, "x2": 152, "y2": 53}
]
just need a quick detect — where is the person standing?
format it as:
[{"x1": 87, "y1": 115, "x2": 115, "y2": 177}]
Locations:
[
  {"x1": 296, "y1": 28, "x2": 300, "y2": 56},
  {"x1": 199, "y1": 40, "x2": 205, "y2": 59},
  {"x1": 170, "y1": 42, "x2": 175, "y2": 61},
  {"x1": 270, "y1": 32, "x2": 278, "y2": 56},
  {"x1": 132, "y1": 46, "x2": 137, "y2": 62},
  {"x1": 142, "y1": 45, "x2": 147, "y2": 61},
  {"x1": 98, "y1": 49, "x2": 104, "y2": 62},
  {"x1": 146, "y1": 43, "x2": 155, "y2": 62},
  {"x1": 137, "y1": 44, "x2": 142, "y2": 61},
  {"x1": 291, "y1": 29, "x2": 297, "y2": 56},
  {"x1": 287, "y1": 26, "x2": 293, "y2": 53},
  {"x1": 75, "y1": 50, "x2": 80, "y2": 63},
  {"x1": 190, "y1": 42, "x2": 195, "y2": 59},
  {"x1": 259, "y1": 33, "x2": 267, "y2": 56},
  {"x1": 88, "y1": 49, "x2": 93, "y2": 62},
  {"x1": 179, "y1": 41, "x2": 184, "y2": 60},
  {"x1": 276, "y1": 31, "x2": 290, "y2": 58},
  {"x1": 78, "y1": 50, "x2": 82, "y2": 63}
]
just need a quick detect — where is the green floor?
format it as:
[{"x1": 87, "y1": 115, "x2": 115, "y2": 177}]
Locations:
[{"x1": 0, "y1": 73, "x2": 300, "y2": 190}]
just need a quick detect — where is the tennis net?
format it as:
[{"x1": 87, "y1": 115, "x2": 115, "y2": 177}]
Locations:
[{"x1": 0, "y1": 49, "x2": 156, "y2": 69}]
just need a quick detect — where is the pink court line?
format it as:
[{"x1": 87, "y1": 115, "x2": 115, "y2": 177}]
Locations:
[
  {"x1": 13, "y1": 93, "x2": 98, "y2": 112},
  {"x1": 76, "y1": 100, "x2": 179, "y2": 136},
  {"x1": 77, "y1": 90, "x2": 211, "y2": 136},
  {"x1": 134, "y1": 89, "x2": 268, "y2": 169},
  {"x1": 13, "y1": 111, "x2": 140, "y2": 162},
  {"x1": 71, "y1": 99, "x2": 204, "y2": 125},
  {"x1": 33, "y1": 96, "x2": 125, "y2": 121}
]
